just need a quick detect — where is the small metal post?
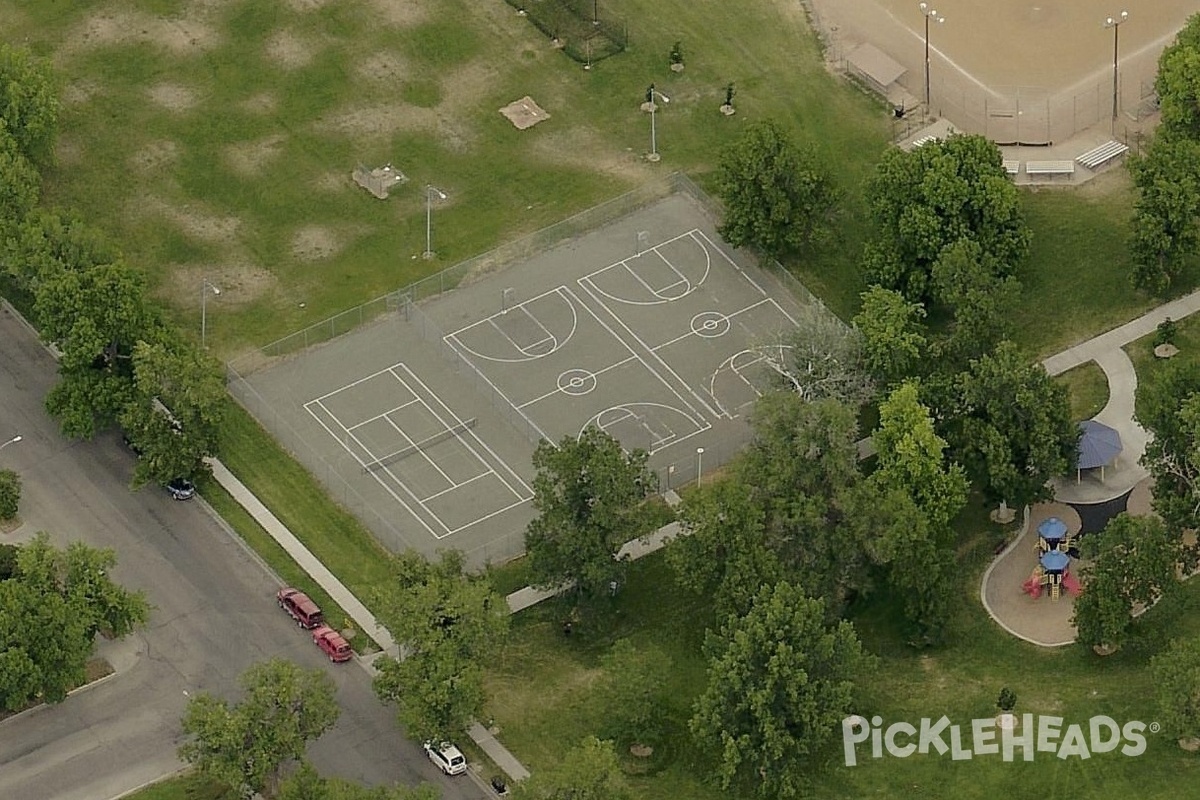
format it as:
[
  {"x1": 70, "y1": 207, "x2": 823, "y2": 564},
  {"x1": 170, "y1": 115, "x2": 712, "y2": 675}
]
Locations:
[{"x1": 696, "y1": 447, "x2": 704, "y2": 487}]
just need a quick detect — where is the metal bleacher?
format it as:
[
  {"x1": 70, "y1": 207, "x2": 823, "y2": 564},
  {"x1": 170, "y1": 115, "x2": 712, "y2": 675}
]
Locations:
[{"x1": 1076, "y1": 140, "x2": 1130, "y2": 171}]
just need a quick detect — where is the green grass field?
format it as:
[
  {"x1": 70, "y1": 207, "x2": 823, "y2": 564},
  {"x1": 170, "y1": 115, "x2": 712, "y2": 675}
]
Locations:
[
  {"x1": 1052, "y1": 362, "x2": 1110, "y2": 422},
  {"x1": 7, "y1": 0, "x2": 1200, "y2": 797}
]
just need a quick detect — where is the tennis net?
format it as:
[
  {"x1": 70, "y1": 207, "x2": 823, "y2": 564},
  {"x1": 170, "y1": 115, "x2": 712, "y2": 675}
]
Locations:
[{"x1": 362, "y1": 418, "x2": 477, "y2": 472}]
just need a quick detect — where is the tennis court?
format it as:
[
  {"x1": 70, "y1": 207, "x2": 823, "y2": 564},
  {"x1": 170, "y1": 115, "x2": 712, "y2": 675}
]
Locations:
[{"x1": 236, "y1": 192, "x2": 828, "y2": 564}]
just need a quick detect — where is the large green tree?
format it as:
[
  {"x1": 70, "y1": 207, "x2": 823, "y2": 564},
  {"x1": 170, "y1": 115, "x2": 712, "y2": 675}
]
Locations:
[
  {"x1": 715, "y1": 119, "x2": 839, "y2": 259},
  {"x1": 597, "y1": 638, "x2": 674, "y2": 746},
  {"x1": 180, "y1": 659, "x2": 339, "y2": 800},
  {"x1": 1135, "y1": 359, "x2": 1200, "y2": 530},
  {"x1": 863, "y1": 134, "x2": 1030, "y2": 302},
  {"x1": 1155, "y1": 13, "x2": 1200, "y2": 141},
  {"x1": 0, "y1": 469, "x2": 20, "y2": 520},
  {"x1": 0, "y1": 43, "x2": 59, "y2": 166},
  {"x1": 668, "y1": 476, "x2": 782, "y2": 621},
  {"x1": 0, "y1": 121, "x2": 39, "y2": 224},
  {"x1": 1150, "y1": 635, "x2": 1200, "y2": 746},
  {"x1": 516, "y1": 736, "x2": 632, "y2": 800},
  {"x1": 1127, "y1": 137, "x2": 1200, "y2": 293},
  {"x1": 690, "y1": 581, "x2": 871, "y2": 799},
  {"x1": 950, "y1": 341, "x2": 1078, "y2": 508},
  {"x1": 372, "y1": 550, "x2": 507, "y2": 743},
  {"x1": 1072, "y1": 514, "x2": 1190, "y2": 651},
  {"x1": 853, "y1": 285, "x2": 927, "y2": 386},
  {"x1": 928, "y1": 238, "x2": 1021, "y2": 368},
  {"x1": 120, "y1": 338, "x2": 225, "y2": 486},
  {"x1": 525, "y1": 427, "x2": 658, "y2": 599}
]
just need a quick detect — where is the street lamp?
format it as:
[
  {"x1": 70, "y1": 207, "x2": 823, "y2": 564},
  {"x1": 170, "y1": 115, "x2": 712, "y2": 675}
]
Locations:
[
  {"x1": 200, "y1": 279, "x2": 220, "y2": 348},
  {"x1": 0, "y1": 435, "x2": 22, "y2": 452},
  {"x1": 646, "y1": 85, "x2": 670, "y2": 162},
  {"x1": 424, "y1": 184, "x2": 448, "y2": 260},
  {"x1": 593, "y1": 0, "x2": 599, "y2": 25},
  {"x1": 1105, "y1": 11, "x2": 1129, "y2": 131},
  {"x1": 918, "y1": 2, "x2": 944, "y2": 111},
  {"x1": 695, "y1": 446, "x2": 704, "y2": 487}
]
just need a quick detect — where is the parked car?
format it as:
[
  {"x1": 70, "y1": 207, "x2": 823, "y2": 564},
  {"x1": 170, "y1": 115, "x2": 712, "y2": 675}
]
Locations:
[
  {"x1": 312, "y1": 625, "x2": 352, "y2": 663},
  {"x1": 277, "y1": 587, "x2": 324, "y2": 629},
  {"x1": 424, "y1": 741, "x2": 467, "y2": 776},
  {"x1": 166, "y1": 478, "x2": 195, "y2": 500}
]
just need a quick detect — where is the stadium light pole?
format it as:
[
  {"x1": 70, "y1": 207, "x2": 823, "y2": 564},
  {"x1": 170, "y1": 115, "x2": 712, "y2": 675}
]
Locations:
[
  {"x1": 593, "y1": 0, "x2": 599, "y2": 25},
  {"x1": 0, "y1": 435, "x2": 22, "y2": 453},
  {"x1": 200, "y1": 278, "x2": 220, "y2": 349},
  {"x1": 695, "y1": 447, "x2": 704, "y2": 487},
  {"x1": 918, "y1": 3, "x2": 944, "y2": 111},
  {"x1": 647, "y1": 86, "x2": 670, "y2": 162},
  {"x1": 1105, "y1": 11, "x2": 1129, "y2": 132},
  {"x1": 424, "y1": 185, "x2": 448, "y2": 260}
]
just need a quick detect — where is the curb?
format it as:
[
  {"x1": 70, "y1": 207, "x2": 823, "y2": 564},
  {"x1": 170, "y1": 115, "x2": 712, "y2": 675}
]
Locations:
[
  {"x1": 108, "y1": 767, "x2": 189, "y2": 800},
  {"x1": 0, "y1": 655, "x2": 123, "y2": 728}
]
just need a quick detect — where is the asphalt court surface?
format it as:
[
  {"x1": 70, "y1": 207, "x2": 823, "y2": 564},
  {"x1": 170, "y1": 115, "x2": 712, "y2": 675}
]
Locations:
[{"x1": 240, "y1": 193, "x2": 822, "y2": 563}]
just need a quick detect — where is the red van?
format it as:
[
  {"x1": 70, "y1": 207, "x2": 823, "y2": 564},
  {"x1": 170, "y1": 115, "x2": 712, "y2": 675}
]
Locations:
[
  {"x1": 312, "y1": 625, "x2": 352, "y2": 663},
  {"x1": 277, "y1": 587, "x2": 324, "y2": 629}
]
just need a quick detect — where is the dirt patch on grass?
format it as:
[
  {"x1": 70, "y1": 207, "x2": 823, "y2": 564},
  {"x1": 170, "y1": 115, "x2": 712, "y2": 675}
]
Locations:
[
  {"x1": 140, "y1": 196, "x2": 242, "y2": 245},
  {"x1": 128, "y1": 140, "x2": 182, "y2": 174},
  {"x1": 362, "y1": 0, "x2": 429, "y2": 28},
  {"x1": 314, "y1": 170, "x2": 351, "y2": 193},
  {"x1": 62, "y1": 11, "x2": 220, "y2": 58},
  {"x1": 437, "y1": 61, "x2": 497, "y2": 117},
  {"x1": 61, "y1": 80, "x2": 103, "y2": 107},
  {"x1": 264, "y1": 29, "x2": 317, "y2": 70},
  {"x1": 55, "y1": 136, "x2": 86, "y2": 167},
  {"x1": 356, "y1": 51, "x2": 410, "y2": 83},
  {"x1": 282, "y1": 0, "x2": 335, "y2": 11},
  {"x1": 291, "y1": 225, "x2": 346, "y2": 262},
  {"x1": 147, "y1": 83, "x2": 199, "y2": 112},
  {"x1": 240, "y1": 92, "x2": 279, "y2": 115},
  {"x1": 1073, "y1": 167, "x2": 1133, "y2": 200},
  {"x1": 158, "y1": 263, "x2": 278, "y2": 310},
  {"x1": 224, "y1": 134, "x2": 286, "y2": 176},
  {"x1": 528, "y1": 127, "x2": 650, "y2": 184},
  {"x1": 313, "y1": 103, "x2": 440, "y2": 141}
]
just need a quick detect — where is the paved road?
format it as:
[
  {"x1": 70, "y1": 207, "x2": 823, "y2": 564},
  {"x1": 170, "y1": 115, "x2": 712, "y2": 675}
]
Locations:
[{"x1": 0, "y1": 306, "x2": 486, "y2": 800}]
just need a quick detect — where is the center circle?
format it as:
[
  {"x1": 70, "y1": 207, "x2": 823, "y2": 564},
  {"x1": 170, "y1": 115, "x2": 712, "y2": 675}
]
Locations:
[
  {"x1": 557, "y1": 368, "x2": 597, "y2": 396},
  {"x1": 691, "y1": 311, "x2": 731, "y2": 338}
]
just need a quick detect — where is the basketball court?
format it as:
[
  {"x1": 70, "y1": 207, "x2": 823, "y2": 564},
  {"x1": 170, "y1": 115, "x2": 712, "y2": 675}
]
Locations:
[{"x1": 237, "y1": 193, "x2": 822, "y2": 564}]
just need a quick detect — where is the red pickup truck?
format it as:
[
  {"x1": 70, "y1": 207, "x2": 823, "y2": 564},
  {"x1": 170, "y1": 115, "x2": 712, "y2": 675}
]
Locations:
[{"x1": 276, "y1": 587, "x2": 324, "y2": 629}]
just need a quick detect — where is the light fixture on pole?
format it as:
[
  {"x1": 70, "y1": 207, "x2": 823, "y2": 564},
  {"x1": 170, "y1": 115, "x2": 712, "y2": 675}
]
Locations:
[
  {"x1": 1105, "y1": 11, "x2": 1129, "y2": 131},
  {"x1": 0, "y1": 435, "x2": 22, "y2": 452},
  {"x1": 918, "y1": 2, "x2": 944, "y2": 111},
  {"x1": 695, "y1": 447, "x2": 704, "y2": 487},
  {"x1": 646, "y1": 85, "x2": 670, "y2": 162},
  {"x1": 593, "y1": 0, "x2": 599, "y2": 26},
  {"x1": 201, "y1": 279, "x2": 220, "y2": 348},
  {"x1": 424, "y1": 184, "x2": 448, "y2": 260}
]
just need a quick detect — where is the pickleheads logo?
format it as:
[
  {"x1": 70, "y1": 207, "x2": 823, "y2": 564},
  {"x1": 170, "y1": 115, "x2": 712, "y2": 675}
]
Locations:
[{"x1": 841, "y1": 714, "x2": 1152, "y2": 766}]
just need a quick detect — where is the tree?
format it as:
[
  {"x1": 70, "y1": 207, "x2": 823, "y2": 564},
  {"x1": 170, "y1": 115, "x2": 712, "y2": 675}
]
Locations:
[
  {"x1": 735, "y1": 393, "x2": 868, "y2": 613},
  {"x1": 863, "y1": 134, "x2": 1030, "y2": 302},
  {"x1": 180, "y1": 659, "x2": 339, "y2": 800},
  {"x1": 16, "y1": 532, "x2": 150, "y2": 639},
  {"x1": 0, "y1": 577, "x2": 90, "y2": 709},
  {"x1": 1127, "y1": 137, "x2": 1200, "y2": 293},
  {"x1": 525, "y1": 427, "x2": 658, "y2": 599},
  {"x1": 43, "y1": 367, "x2": 136, "y2": 440},
  {"x1": 517, "y1": 736, "x2": 632, "y2": 800},
  {"x1": 690, "y1": 582, "x2": 872, "y2": 799},
  {"x1": 279, "y1": 763, "x2": 441, "y2": 800},
  {"x1": 853, "y1": 285, "x2": 927, "y2": 385},
  {"x1": 1, "y1": 209, "x2": 119, "y2": 290},
  {"x1": 1135, "y1": 359, "x2": 1200, "y2": 530},
  {"x1": 1072, "y1": 514, "x2": 1189, "y2": 651},
  {"x1": 0, "y1": 468, "x2": 20, "y2": 520},
  {"x1": 0, "y1": 122, "x2": 39, "y2": 224},
  {"x1": 1150, "y1": 635, "x2": 1200, "y2": 745},
  {"x1": 0, "y1": 43, "x2": 59, "y2": 166},
  {"x1": 873, "y1": 382, "x2": 968, "y2": 529},
  {"x1": 951, "y1": 341, "x2": 1078, "y2": 509},
  {"x1": 772, "y1": 311, "x2": 874, "y2": 406},
  {"x1": 715, "y1": 119, "x2": 839, "y2": 259},
  {"x1": 33, "y1": 261, "x2": 152, "y2": 372},
  {"x1": 372, "y1": 550, "x2": 507, "y2": 743},
  {"x1": 668, "y1": 476, "x2": 782, "y2": 620},
  {"x1": 1155, "y1": 13, "x2": 1200, "y2": 141},
  {"x1": 928, "y1": 238, "x2": 1021, "y2": 368},
  {"x1": 121, "y1": 338, "x2": 225, "y2": 487},
  {"x1": 597, "y1": 638, "x2": 674, "y2": 746}
]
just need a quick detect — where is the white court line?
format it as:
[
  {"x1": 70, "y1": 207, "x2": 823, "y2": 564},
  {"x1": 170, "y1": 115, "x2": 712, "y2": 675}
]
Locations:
[
  {"x1": 399, "y1": 364, "x2": 533, "y2": 505},
  {"x1": 621, "y1": 248, "x2": 692, "y2": 301},
  {"x1": 380, "y1": 405, "x2": 457, "y2": 487},
  {"x1": 652, "y1": 298, "x2": 780, "y2": 351},
  {"x1": 517, "y1": 353, "x2": 638, "y2": 408},
  {"x1": 694, "y1": 230, "x2": 801, "y2": 327},
  {"x1": 446, "y1": 286, "x2": 577, "y2": 363},
  {"x1": 487, "y1": 308, "x2": 555, "y2": 359},
  {"x1": 571, "y1": 281, "x2": 722, "y2": 421},
  {"x1": 308, "y1": 363, "x2": 418, "y2": 406},
  {"x1": 345, "y1": 397, "x2": 422, "y2": 432},
  {"x1": 584, "y1": 230, "x2": 712, "y2": 307},
  {"x1": 305, "y1": 396, "x2": 445, "y2": 537},
  {"x1": 421, "y1": 471, "x2": 492, "y2": 501}
]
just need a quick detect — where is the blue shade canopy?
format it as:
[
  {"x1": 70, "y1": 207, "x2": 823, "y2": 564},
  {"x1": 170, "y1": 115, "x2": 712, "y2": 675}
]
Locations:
[
  {"x1": 1038, "y1": 517, "x2": 1068, "y2": 540},
  {"x1": 1040, "y1": 550, "x2": 1070, "y2": 572},
  {"x1": 1077, "y1": 419, "x2": 1122, "y2": 470}
]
